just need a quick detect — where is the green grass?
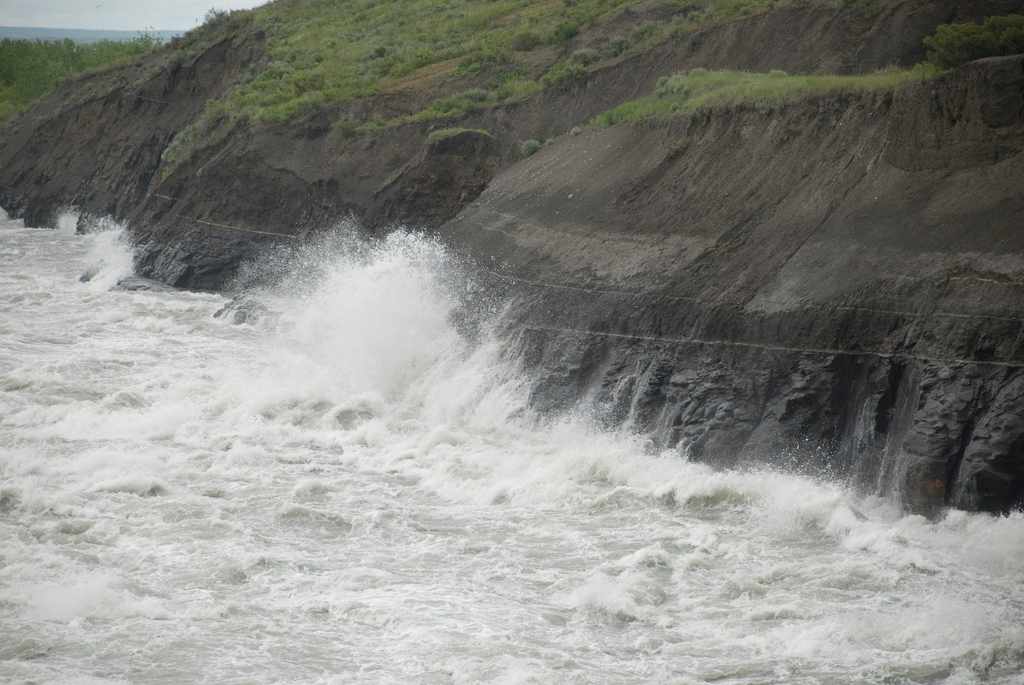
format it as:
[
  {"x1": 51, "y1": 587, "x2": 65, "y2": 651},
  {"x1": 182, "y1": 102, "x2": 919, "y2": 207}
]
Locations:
[
  {"x1": 0, "y1": 36, "x2": 158, "y2": 123},
  {"x1": 519, "y1": 138, "x2": 542, "y2": 156},
  {"x1": 228, "y1": 0, "x2": 631, "y2": 122},
  {"x1": 158, "y1": 0, "x2": 885, "y2": 175},
  {"x1": 426, "y1": 126, "x2": 492, "y2": 143},
  {"x1": 217, "y1": 0, "x2": 836, "y2": 124},
  {"x1": 591, "y1": 65, "x2": 941, "y2": 125}
]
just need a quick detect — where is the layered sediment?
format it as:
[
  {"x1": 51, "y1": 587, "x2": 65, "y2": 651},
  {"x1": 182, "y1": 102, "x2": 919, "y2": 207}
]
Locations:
[{"x1": 443, "y1": 55, "x2": 1024, "y2": 514}]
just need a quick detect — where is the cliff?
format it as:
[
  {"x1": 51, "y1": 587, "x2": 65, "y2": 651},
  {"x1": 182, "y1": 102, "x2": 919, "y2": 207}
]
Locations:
[
  {"x1": 2, "y1": 0, "x2": 1020, "y2": 288},
  {"x1": 443, "y1": 55, "x2": 1024, "y2": 514},
  {"x1": 1, "y1": 0, "x2": 1023, "y2": 513}
]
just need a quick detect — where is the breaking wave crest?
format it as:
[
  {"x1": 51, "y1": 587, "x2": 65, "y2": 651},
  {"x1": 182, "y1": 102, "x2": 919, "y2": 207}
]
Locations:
[
  {"x1": 2, "y1": 217, "x2": 1024, "y2": 683},
  {"x1": 80, "y1": 221, "x2": 134, "y2": 291}
]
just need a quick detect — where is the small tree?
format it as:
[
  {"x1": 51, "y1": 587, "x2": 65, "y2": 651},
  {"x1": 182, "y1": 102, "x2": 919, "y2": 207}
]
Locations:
[
  {"x1": 519, "y1": 139, "x2": 541, "y2": 157},
  {"x1": 924, "y1": 14, "x2": 1024, "y2": 69},
  {"x1": 204, "y1": 8, "x2": 230, "y2": 26}
]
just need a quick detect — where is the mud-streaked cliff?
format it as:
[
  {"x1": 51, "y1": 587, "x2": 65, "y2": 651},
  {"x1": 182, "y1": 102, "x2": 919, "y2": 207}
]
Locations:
[{"x1": 442, "y1": 55, "x2": 1024, "y2": 514}]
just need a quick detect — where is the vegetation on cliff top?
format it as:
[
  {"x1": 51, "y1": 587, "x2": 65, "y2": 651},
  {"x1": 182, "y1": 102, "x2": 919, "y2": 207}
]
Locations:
[
  {"x1": 160, "y1": 1, "x2": 1021, "y2": 177},
  {"x1": 0, "y1": 36, "x2": 157, "y2": 122},
  {"x1": 590, "y1": 65, "x2": 940, "y2": 125},
  {"x1": 923, "y1": 14, "x2": 1024, "y2": 68},
  {"x1": 224, "y1": 0, "x2": 857, "y2": 124},
  {"x1": 4, "y1": 4, "x2": 1022, "y2": 133},
  {"x1": 588, "y1": 13, "x2": 1023, "y2": 126},
  {"x1": 160, "y1": 0, "x2": 860, "y2": 176}
]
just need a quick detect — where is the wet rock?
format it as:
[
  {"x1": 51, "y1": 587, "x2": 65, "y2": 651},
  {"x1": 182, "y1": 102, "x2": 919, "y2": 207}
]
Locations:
[
  {"x1": 0, "y1": 487, "x2": 21, "y2": 513},
  {"x1": 213, "y1": 296, "x2": 271, "y2": 325},
  {"x1": 115, "y1": 276, "x2": 173, "y2": 292}
]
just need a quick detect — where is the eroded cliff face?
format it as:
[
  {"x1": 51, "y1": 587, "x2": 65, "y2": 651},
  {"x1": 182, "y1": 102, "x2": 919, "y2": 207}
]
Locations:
[
  {"x1": 441, "y1": 56, "x2": 1024, "y2": 514},
  {"x1": 2, "y1": 0, "x2": 1020, "y2": 290},
  {"x1": 1, "y1": 1, "x2": 1023, "y2": 513},
  {"x1": 0, "y1": 31, "x2": 265, "y2": 230}
]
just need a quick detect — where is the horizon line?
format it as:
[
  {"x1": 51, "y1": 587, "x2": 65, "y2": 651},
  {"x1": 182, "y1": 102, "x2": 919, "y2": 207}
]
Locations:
[{"x1": 0, "y1": 25, "x2": 186, "y2": 34}]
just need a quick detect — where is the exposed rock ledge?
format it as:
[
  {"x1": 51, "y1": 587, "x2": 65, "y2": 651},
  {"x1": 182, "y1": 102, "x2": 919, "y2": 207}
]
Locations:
[{"x1": 440, "y1": 56, "x2": 1024, "y2": 515}]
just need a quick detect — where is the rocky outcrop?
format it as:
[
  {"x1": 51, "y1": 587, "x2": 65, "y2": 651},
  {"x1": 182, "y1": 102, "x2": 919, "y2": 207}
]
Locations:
[{"x1": 441, "y1": 55, "x2": 1024, "y2": 514}]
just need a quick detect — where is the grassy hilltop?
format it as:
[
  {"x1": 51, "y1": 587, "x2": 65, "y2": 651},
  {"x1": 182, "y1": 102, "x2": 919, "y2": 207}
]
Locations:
[
  {"x1": 2, "y1": 1, "x2": 1021, "y2": 142},
  {"x1": 183, "y1": 1, "x2": 1024, "y2": 126},
  {"x1": 220, "y1": 0, "x2": 827, "y2": 124}
]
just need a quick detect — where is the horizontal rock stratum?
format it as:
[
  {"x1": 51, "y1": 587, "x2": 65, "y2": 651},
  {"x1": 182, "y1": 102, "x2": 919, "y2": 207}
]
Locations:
[{"x1": 443, "y1": 55, "x2": 1024, "y2": 514}]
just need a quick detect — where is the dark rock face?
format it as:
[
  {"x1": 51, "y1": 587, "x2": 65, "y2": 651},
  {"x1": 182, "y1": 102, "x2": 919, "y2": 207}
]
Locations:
[
  {"x1": 512, "y1": 323, "x2": 1024, "y2": 515},
  {"x1": 442, "y1": 56, "x2": 1024, "y2": 515},
  {"x1": 0, "y1": 34, "x2": 264, "y2": 230},
  {"x1": 212, "y1": 295, "x2": 272, "y2": 325},
  {"x1": 114, "y1": 276, "x2": 174, "y2": 292},
  {"x1": 364, "y1": 129, "x2": 502, "y2": 228}
]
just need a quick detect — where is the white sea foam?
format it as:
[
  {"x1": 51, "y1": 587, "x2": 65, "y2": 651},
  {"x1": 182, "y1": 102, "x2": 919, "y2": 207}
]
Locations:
[
  {"x1": 56, "y1": 209, "x2": 79, "y2": 235},
  {"x1": 80, "y1": 220, "x2": 135, "y2": 290},
  {"x1": 0, "y1": 218, "x2": 1022, "y2": 683}
]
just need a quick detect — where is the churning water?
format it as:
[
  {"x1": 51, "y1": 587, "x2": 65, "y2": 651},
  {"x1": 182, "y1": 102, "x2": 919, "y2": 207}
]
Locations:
[{"x1": 2, "y1": 210, "x2": 1023, "y2": 684}]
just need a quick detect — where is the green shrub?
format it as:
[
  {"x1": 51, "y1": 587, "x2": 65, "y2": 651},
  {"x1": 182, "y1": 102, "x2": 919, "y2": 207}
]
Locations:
[
  {"x1": 461, "y1": 88, "x2": 493, "y2": 103},
  {"x1": 203, "y1": 8, "x2": 230, "y2": 26},
  {"x1": 571, "y1": 48, "x2": 600, "y2": 65},
  {"x1": 655, "y1": 73, "x2": 689, "y2": 97},
  {"x1": 553, "y1": 22, "x2": 580, "y2": 43},
  {"x1": 510, "y1": 30, "x2": 542, "y2": 51},
  {"x1": 520, "y1": 138, "x2": 542, "y2": 156},
  {"x1": 493, "y1": 77, "x2": 541, "y2": 101},
  {"x1": 416, "y1": 89, "x2": 495, "y2": 118},
  {"x1": 427, "y1": 127, "x2": 492, "y2": 144},
  {"x1": 924, "y1": 14, "x2": 1024, "y2": 68},
  {"x1": 630, "y1": 23, "x2": 658, "y2": 45},
  {"x1": 541, "y1": 60, "x2": 588, "y2": 89},
  {"x1": 456, "y1": 45, "x2": 515, "y2": 76},
  {"x1": 603, "y1": 36, "x2": 628, "y2": 58}
]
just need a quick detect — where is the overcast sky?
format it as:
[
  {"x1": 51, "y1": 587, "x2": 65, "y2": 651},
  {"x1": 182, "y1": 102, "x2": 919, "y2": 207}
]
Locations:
[{"x1": 0, "y1": 0, "x2": 268, "y2": 31}]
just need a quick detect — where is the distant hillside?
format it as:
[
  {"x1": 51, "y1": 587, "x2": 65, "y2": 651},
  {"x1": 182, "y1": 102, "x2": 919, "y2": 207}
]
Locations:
[{"x1": 0, "y1": 26, "x2": 179, "y2": 43}]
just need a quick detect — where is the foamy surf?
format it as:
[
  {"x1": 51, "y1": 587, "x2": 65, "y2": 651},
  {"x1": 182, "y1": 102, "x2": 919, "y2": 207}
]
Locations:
[{"x1": 1, "y1": 214, "x2": 1022, "y2": 684}]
